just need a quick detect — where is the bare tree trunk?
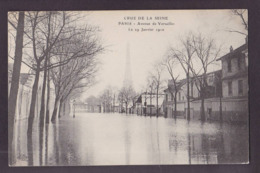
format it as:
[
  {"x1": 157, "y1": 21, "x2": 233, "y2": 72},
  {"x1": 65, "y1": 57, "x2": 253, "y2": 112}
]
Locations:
[
  {"x1": 63, "y1": 100, "x2": 66, "y2": 116},
  {"x1": 51, "y1": 96, "x2": 59, "y2": 122},
  {"x1": 45, "y1": 61, "x2": 50, "y2": 123},
  {"x1": 150, "y1": 93, "x2": 152, "y2": 116},
  {"x1": 39, "y1": 56, "x2": 48, "y2": 127},
  {"x1": 8, "y1": 11, "x2": 24, "y2": 165},
  {"x1": 219, "y1": 96, "x2": 223, "y2": 122},
  {"x1": 174, "y1": 92, "x2": 177, "y2": 119},
  {"x1": 28, "y1": 64, "x2": 40, "y2": 133},
  {"x1": 201, "y1": 97, "x2": 205, "y2": 122},
  {"x1": 186, "y1": 72, "x2": 190, "y2": 121},
  {"x1": 39, "y1": 13, "x2": 51, "y2": 129},
  {"x1": 200, "y1": 87, "x2": 206, "y2": 121},
  {"x1": 125, "y1": 102, "x2": 128, "y2": 114},
  {"x1": 156, "y1": 90, "x2": 159, "y2": 118},
  {"x1": 58, "y1": 97, "x2": 64, "y2": 118}
]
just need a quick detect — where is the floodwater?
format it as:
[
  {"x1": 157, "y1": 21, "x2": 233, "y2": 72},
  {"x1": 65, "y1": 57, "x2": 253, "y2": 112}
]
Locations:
[{"x1": 11, "y1": 113, "x2": 249, "y2": 166}]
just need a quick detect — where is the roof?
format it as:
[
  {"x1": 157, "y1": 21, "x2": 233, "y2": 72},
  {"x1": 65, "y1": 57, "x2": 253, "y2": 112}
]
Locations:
[
  {"x1": 165, "y1": 70, "x2": 222, "y2": 93},
  {"x1": 216, "y1": 44, "x2": 248, "y2": 61},
  {"x1": 135, "y1": 95, "x2": 142, "y2": 103}
]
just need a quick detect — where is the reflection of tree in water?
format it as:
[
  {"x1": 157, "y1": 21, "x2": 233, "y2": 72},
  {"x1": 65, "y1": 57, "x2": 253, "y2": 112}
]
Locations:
[
  {"x1": 44, "y1": 124, "x2": 49, "y2": 165},
  {"x1": 216, "y1": 123, "x2": 249, "y2": 163},
  {"x1": 156, "y1": 119, "x2": 161, "y2": 164},
  {"x1": 27, "y1": 125, "x2": 33, "y2": 166},
  {"x1": 201, "y1": 132, "x2": 210, "y2": 164},
  {"x1": 124, "y1": 116, "x2": 131, "y2": 165},
  {"x1": 57, "y1": 119, "x2": 79, "y2": 165},
  {"x1": 53, "y1": 123, "x2": 60, "y2": 165},
  {"x1": 187, "y1": 123, "x2": 191, "y2": 164},
  {"x1": 39, "y1": 121, "x2": 44, "y2": 165}
]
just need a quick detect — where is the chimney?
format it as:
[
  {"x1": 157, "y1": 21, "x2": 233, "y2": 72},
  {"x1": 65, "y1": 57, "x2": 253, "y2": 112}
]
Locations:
[{"x1": 230, "y1": 46, "x2": 233, "y2": 52}]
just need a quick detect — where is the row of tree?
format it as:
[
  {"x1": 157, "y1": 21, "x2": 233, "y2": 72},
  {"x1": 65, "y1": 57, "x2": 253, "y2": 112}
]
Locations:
[
  {"x1": 8, "y1": 11, "x2": 103, "y2": 165},
  {"x1": 110, "y1": 10, "x2": 248, "y2": 119},
  {"x1": 150, "y1": 9, "x2": 248, "y2": 120},
  {"x1": 98, "y1": 85, "x2": 136, "y2": 114}
]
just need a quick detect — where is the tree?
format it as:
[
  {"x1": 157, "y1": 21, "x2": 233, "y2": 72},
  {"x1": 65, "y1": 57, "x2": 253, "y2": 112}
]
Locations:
[
  {"x1": 99, "y1": 87, "x2": 113, "y2": 113},
  {"x1": 23, "y1": 11, "x2": 67, "y2": 133},
  {"x1": 162, "y1": 54, "x2": 180, "y2": 118},
  {"x1": 149, "y1": 64, "x2": 164, "y2": 117},
  {"x1": 189, "y1": 33, "x2": 221, "y2": 121},
  {"x1": 146, "y1": 76, "x2": 156, "y2": 116},
  {"x1": 118, "y1": 86, "x2": 135, "y2": 114},
  {"x1": 227, "y1": 10, "x2": 248, "y2": 36},
  {"x1": 170, "y1": 32, "x2": 196, "y2": 121},
  {"x1": 51, "y1": 50, "x2": 100, "y2": 122},
  {"x1": 8, "y1": 12, "x2": 25, "y2": 166}
]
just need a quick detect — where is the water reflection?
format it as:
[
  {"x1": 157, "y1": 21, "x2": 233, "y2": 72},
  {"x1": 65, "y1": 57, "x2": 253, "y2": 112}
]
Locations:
[
  {"x1": 44, "y1": 124, "x2": 49, "y2": 165},
  {"x1": 12, "y1": 113, "x2": 249, "y2": 166}
]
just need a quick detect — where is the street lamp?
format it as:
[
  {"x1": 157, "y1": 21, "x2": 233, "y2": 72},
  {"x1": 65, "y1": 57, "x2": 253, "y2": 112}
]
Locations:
[{"x1": 73, "y1": 99, "x2": 76, "y2": 118}]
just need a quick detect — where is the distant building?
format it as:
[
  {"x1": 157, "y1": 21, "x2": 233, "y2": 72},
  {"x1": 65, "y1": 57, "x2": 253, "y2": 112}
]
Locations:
[
  {"x1": 85, "y1": 96, "x2": 102, "y2": 113},
  {"x1": 134, "y1": 92, "x2": 164, "y2": 116}
]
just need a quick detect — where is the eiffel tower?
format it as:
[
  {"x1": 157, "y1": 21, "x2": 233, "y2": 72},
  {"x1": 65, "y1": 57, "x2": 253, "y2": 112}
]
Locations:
[{"x1": 123, "y1": 42, "x2": 133, "y2": 88}]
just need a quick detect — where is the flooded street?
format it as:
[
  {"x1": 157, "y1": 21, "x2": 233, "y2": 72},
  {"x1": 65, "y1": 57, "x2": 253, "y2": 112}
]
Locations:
[{"x1": 12, "y1": 113, "x2": 249, "y2": 166}]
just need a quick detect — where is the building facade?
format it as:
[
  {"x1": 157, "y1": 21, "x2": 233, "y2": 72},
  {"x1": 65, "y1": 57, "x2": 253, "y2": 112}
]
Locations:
[
  {"x1": 133, "y1": 92, "x2": 164, "y2": 116},
  {"x1": 164, "y1": 70, "x2": 222, "y2": 120},
  {"x1": 217, "y1": 43, "x2": 248, "y2": 121}
]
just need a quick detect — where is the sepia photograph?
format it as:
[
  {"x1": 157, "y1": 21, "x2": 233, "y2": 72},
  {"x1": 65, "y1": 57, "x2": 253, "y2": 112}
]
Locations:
[{"x1": 7, "y1": 10, "x2": 249, "y2": 166}]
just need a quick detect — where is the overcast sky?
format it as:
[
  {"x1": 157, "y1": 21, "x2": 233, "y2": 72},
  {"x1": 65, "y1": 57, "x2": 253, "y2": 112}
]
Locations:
[
  {"x1": 80, "y1": 10, "x2": 247, "y2": 100},
  {"x1": 10, "y1": 10, "x2": 247, "y2": 100}
]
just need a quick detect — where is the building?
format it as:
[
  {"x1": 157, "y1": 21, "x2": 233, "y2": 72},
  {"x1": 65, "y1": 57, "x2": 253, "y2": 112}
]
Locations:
[
  {"x1": 134, "y1": 92, "x2": 164, "y2": 116},
  {"x1": 164, "y1": 79, "x2": 186, "y2": 118},
  {"x1": 216, "y1": 43, "x2": 248, "y2": 121},
  {"x1": 164, "y1": 70, "x2": 222, "y2": 120},
  {"x1": 164, "y1": 41, "x2": 248, "y2": 122}
]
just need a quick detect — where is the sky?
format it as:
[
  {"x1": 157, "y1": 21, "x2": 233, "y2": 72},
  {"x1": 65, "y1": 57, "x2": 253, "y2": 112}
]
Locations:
[
  {"x1": 81, "y1": 10, "x2": 247, "y2": 100},
  {"x1": 9, "y1": 10, "x2": 247, "y2": 100}
]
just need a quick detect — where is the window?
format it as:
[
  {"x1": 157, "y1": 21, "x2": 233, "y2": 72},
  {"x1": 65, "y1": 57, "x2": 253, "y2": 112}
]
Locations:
[
  {"x1": 238, "y1": 57, "x2": 241, "y2": 70},
  {"x1": 166, "y1": 94, "x2": 168, "y2": 101},
  {"x1": 179, "y1": 92, "x2": 181, "y2": 101},
  {"x1": 228, "y1": 81, "x2": 232, "y2": 96},
  {"x1": 228, "y1": 59, "x2": 232, "y2": 72},
  {"x1": 171, "y1": 93, "x2": 173, "y2": 101},
  {"x1": 238, "y1": 80, "x2": 243, "y2": 95}
]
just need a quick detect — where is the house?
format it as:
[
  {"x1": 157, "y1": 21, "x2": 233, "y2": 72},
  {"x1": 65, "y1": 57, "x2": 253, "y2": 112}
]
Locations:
[
  {"x1": 164, "y1": 40, "x2": 248, "y2": 122},
  {"x1": 164, "y1": 79, "x2": 186, "y2": 118},
  {"x1": 134, "y1": 92, "x2": 164, "y2": 116},
  {"x1": 164, "y1": 70, "x2": 222, "y2": 120},
  {"x1": 216, "y1": 42, "x2": 248, "y2": 121}
]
